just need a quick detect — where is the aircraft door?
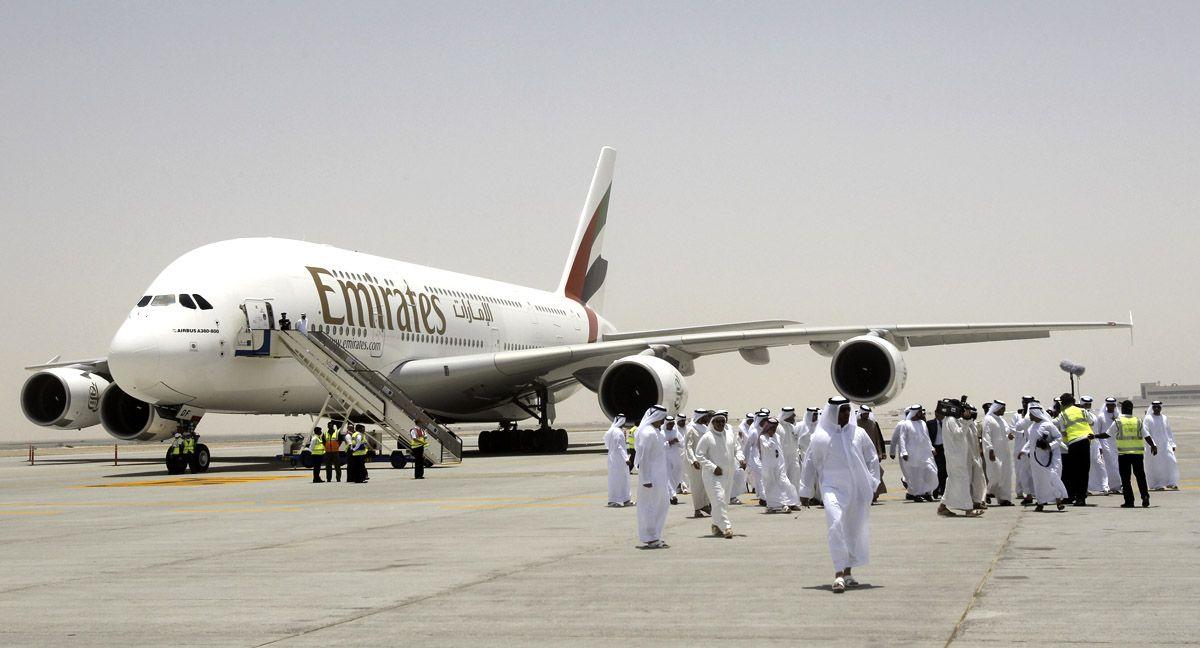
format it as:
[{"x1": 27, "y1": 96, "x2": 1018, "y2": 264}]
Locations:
[
  {"x1": 490, "y1": 326, "x2": 500, "y2": 351},
  {"x1": 244, "y1": 299, "x2": 274, "y2": 331}
]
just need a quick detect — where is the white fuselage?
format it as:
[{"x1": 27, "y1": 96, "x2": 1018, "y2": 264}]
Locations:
[{"x1": 108, "y1": 238, "x2": 612, "y2": 422}]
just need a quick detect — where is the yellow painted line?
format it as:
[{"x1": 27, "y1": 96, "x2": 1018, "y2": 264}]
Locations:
[
  {"x1": 170, "y1": 506, "x2": 303, "y2": 514},
  {"x1": 80, "y1": 476, "x2": 306, "y2": 489},
  {"x1": 0, "y1": 510, "x2": 61, "y2": 516},
  {"x1": 440, "y1": 502, "x2": 588, "y2": 511}
]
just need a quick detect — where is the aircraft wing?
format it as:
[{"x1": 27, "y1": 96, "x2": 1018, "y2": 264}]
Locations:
[
  {"x1": 24, "y1": 357, "x2": 109, "y2": 373},
  {"x1": 391, "y1": 319, "x2": 1131, "y2": 403}
]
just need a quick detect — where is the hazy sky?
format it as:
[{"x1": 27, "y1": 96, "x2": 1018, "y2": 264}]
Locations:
[{"x1": 3, "y1": 2, "x2": 1198, "y2": 442}]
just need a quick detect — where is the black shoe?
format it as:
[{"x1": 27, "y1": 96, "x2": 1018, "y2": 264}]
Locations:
[
  {"x1": 906, "y1": 494, "x2": 916, "y2": 501},
  {"x1": 1142, "y1": 500, "x2": 1150, "y2": 508},
  {"x1": 313, "y1": 479, "x2": 323, "y2": 483},
  {"x1": 1120, "y1": 503, "x2": 1135, "y2": 508},
  {"x1": 670, "y1": 497, "x2": 679, "y2": 505}
]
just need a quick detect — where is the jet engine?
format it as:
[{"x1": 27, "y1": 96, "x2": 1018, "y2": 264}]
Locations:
[
  {"x1": 98, "y1": 384, "x2": 178, "y2": 442},
  {"x1": 597, "y1": 355, "x2": 688, "y2": 420},
  {"x1": 20, "y1": 367, "x2": 111, "y2": 430},
  {"x1": 830, "y1": 335, "x2": 907, "y2": 405}
]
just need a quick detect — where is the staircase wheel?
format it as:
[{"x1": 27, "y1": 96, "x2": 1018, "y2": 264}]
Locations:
[{"x1": 390, "y1": 450, "x2": 408, "y2": 470}]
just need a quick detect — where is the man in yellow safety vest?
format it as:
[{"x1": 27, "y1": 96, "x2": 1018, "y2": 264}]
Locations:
[
  {"x1": 409, "y1": 426, "x2": 428, "y2": 479},
  {"x1": 321, "y1": 422, "x2": 343, "y2": 483},
  {"x1": 1106, "y1": 399, "x2": 1157, "y2": 508},
  {"x1": 348, "y1": 424, "x2": 369, "y2": 483},
  {"x1": 1054, "y1": 393, "x2": 1095, "y2": 506},
  {"x1": 308, "y1": 426, "x2": 327, "y2": 483}
]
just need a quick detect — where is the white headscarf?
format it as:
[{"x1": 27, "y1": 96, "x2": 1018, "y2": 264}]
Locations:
[
  {"x1": 987, "y1": 400, "x2": 1006, "y2": 417},
  {"x1": 904, "y1": 405, "x2": 923, "y2": 421},
  {"x1": 780, "y1": 406, "x2": 796, "y2": 422},
  {"x1": 1028, "y1": 403, "x2": 1048, "y2": 423},
  {"x1": 855, "y1": 405, "x2": 876, "y2": 422},
  {"x1": 609, "y1": 414, "x2": 627, "y2": 429},
  {"x1": 1146, "y1": 401, "x2": 1163, "y2": 418},
  {"x1": 817, "y1": 398, "x2": 853, "y2": 435},
  {"x1": 638, "y1": 405, "x2": 668, "y2": 428}
]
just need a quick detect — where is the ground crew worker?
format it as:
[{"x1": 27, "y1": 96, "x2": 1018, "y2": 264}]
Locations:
[
  {"x1": 308, "y1": 426, "x2": 326, "y2": 483},
  {"x1": 179, "y1": 431, "x2": 197, "y2": 472},
  {"x1": 348, "y1": 424, "x2": 369, "y2": 483},
  {"x1": 409, "y1": 426, "x2": 428, "y2": 479},
  {"x1": 322, "y1": 422, "x2": 343, "y2": 483},
  {"x1": 1054, "y1": 393, "x2": 1095, "y2": 506},
  {"x1": 626, "y1": 424, "x2": 636, "y2": 474},
  {"x1": 168, "y1": 431, "x2": 185, "y2": 473},
  {"x1": 1107, "y1": 400, "x2": 1156, "y2": 508}
]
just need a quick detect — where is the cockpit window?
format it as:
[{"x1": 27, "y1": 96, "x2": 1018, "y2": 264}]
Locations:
[
  {"x1": 136, "y1": 296, "x2": 152, "y2": 307},
  {"x1": 179, "y1": 294, "x2": 196, "y2": 309},
  {"x1": 150, "y1": 294, "x2": 176, "y2": 307},
  {"x1": 192, "y1": 294, "x2": 213, "y2": 310}
]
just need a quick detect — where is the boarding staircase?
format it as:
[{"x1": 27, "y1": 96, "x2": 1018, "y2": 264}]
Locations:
[{"x1": 274, "y1": 330, "x2": 462, "y2": 465}]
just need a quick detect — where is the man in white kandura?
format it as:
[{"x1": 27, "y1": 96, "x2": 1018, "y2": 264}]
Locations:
[
  {"x1": 1011, "y1": 396, "x2": 1036, "y2": 504},
  {"x1": 662, "y1": 416, "x2": 685, "y2": 505},
  {"x1": 1080, "y1": 397, "x2": 1110, "y2": 495},
  {"x1": 1020, "y1": 403, "x2": 1069, "y2": 512},
  {"x1": 634, "y1": 405, "x2": 671, "y2": 548},
  {"x1": 733, "y1": 413, "x2": 754, "y2": 503},
  {"x1": 1143, "y1": 401, "x2": 1179, "y2": 491},
  {"x1": 896, "y1": 406, "x2": 938, "y2": 502},
  {"x1": 983, "y1": 401, "x2": 1015, "y2": 506},
  {"x1": 603, "y1": 414, "x2": 632, "y2": 507},
  {"x1": 684, "y1": 409, "x2": 713, "y2": 518},
  {"x1": 1095, "y1": 397, "x2": 1122, "y2": 494},
  {"x1": 759, "y1": 417, "x2": 801, "y2": 513},
  {"x1": 743, "y1": 410, "x2": 770, "y2": 506},
  {"x1": 798, "y1": 407, "x2": 820, "y2": 462},
  {"x1": 798, "y1": 398, "x2": 880, "y2": 593},
  {"x1": 696, "y1": 410, "x2": 744, "y2": 539},
  {"x1": 778, "y1": 407, "x2": 803, "y2": 493},
  {"x1": 938, "y1": 402, "x2": 984, "y2": 517}
]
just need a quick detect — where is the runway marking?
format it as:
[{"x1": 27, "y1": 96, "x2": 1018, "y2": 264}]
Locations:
[
  {"x1": 81, "y1": 475, "x2": 306, "y2": 488},
  {"x1": 440, "y1": 502, "x2": 587, "y2": 511},
  {"x1": 0, "y1": 509, "x2": 61, "y2": 516},
  {"x1": 171, "y1": 506, "x2": 303, "y2": 514}
]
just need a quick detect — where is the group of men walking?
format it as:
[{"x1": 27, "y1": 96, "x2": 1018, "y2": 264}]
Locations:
[
  {"x1": 605, "y1": 399, "x2": 880, "y2": 593},
  {"x1": 603, "y1": 394, "x2": 1181, "y2": 593}
]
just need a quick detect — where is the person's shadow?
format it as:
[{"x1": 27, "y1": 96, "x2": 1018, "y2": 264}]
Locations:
[{"x1": 802, "y1": 583, "x2": 885, "y2": 592}]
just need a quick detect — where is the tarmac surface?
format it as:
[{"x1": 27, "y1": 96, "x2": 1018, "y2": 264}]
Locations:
[{"x1": 1, "y1": 413, "x2": 1197, "y2": 647}]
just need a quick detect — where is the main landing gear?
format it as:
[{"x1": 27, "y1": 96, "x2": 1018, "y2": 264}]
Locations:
[
  {"x1": 477, "y1": 387, "x2": 568, "y2": 454},
  {"x1": 164, "y1": 444, "x2": 210, "y2": 474}
]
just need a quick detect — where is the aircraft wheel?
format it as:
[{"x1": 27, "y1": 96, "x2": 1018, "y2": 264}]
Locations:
[
  {"x1": 555, "y1": 429, "x2": 569, "y2": 453},
  {"x1": 189, "y1": 444, "x2": 211, "y2": 473},
  {"x1": 519, "y1": 429, "x2": 536, "y2": 453},
  {"x1": 165, "y1": 450, "x2": 184, "y2": 474},
  {"x1": 478, "y1": 430, "x2": 493, "y2": 454},
  {"x1": 300, "y1": 452, "x2": 315, "y2": 469},
  {"x1": 390, "y1": 450, "x2": 408, "y2": 470}
]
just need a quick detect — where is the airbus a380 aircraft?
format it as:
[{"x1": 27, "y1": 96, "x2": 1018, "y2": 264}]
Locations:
[{"x1": 21, "y1": 147, "x2": 1129, "y2": 471}]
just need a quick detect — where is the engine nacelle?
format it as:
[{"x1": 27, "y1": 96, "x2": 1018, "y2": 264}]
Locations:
[
  {"x1": 99, "y1": 384, "x2": 178, "y2": 442},
  {"x1": 597, "y1": 355, "x2": 688, "y2": 420},
  {"x1": 20, "y1": 368, "x2": 111, "y2": 430},
  {"x1": 830, "y1": 335, "x2": 907, "y2": 405}
]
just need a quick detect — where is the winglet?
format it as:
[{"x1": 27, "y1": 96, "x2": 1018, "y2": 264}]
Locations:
[{"x1": 1128, "y1": 310, "x2": 1135, "y2": 346}]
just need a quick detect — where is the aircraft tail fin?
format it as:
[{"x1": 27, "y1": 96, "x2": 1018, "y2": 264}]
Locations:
[{"x1": 558, "y1": 147, "x2": 614, "y2": 315}]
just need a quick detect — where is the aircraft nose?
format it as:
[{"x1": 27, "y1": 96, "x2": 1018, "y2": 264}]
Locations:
[{"x1": 108, "y1": 319, "x2": 161, "y2": 393}]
